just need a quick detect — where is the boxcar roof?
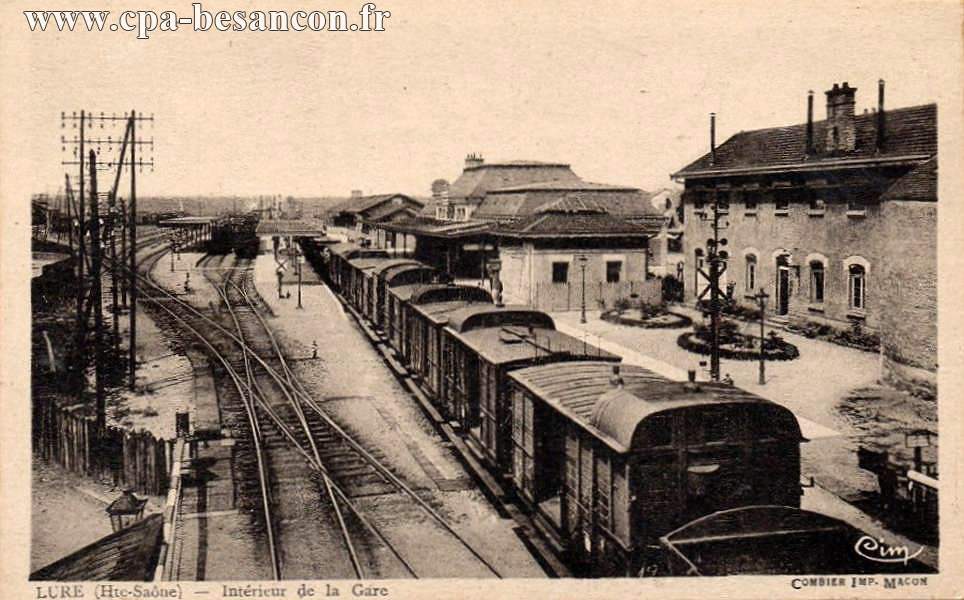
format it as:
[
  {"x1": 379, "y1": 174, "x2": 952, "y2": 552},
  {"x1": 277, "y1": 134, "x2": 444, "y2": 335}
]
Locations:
[
  {"x1": 328, "y1": 241, "x2": 360, "y2": 256},
  {"x1": 370, "y1": 258, "x2": 425, "y2": 277},
  {"x1": 383, "y1": 263, "x2": 436, "y2": 284},
  {"x1": 509, "y1": 361, "x2": 799, "y2": 453},
  {"x1": 410, "y1": 284, "x2": 493, "y2": 305},
  {"x1": 409, "y1": 299, "x2": 491, "y2": 325},
  {"x1": 389, "y1": 283, "x2": 493, "y2": 304},
  {"x1": 347, "y1": 256, "x2": 395, "y2": 270},
  {"x1": 453, "y1": 326, "x2": 619, "y2": 365},
  {"x1": 444, "y1": 304, "x2": 555, "y2": 333}
]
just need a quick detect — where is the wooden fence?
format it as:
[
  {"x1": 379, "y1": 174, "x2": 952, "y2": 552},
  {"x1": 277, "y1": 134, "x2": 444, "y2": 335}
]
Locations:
[{"x1": 33, "y1": 397, "x2": 173, "y2": 497}]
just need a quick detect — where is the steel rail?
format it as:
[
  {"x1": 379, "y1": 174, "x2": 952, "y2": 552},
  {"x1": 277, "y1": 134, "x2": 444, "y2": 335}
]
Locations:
[
  {"x1": 115, "y1": 252, "x2": 502, "y2": 578},
  {"x1": 145, "y1": 251, "x2": 282, "y2": 580},
  {"x1": 231, "y1": 269, "x2": 420, "y2": 578},
  {"x1": 217, "y1": 263, "x2": 365, "y2": 580},
  {"x1": 228, "y1": 271, "x2": 503, "y2": 578}
]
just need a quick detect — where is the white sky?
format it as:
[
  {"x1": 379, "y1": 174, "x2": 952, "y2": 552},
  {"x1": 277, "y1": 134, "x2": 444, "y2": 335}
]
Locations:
[{"x1": 6, "y1": 0, "x2": 961, "y2": 198}]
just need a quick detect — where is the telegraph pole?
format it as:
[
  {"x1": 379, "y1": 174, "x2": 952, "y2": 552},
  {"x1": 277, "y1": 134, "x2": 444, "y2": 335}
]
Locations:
[
  {"x1": 89, "y1": 150, "x2": 106, "y2": 432},
  {"x1": 74, "y1": 112, "x2": 87, "y2": 394},
  {"x1": 129, "y1": 110, "x2": 138, "y2": 390},
  {"x1": 110, "y1": 192, "x2": 120, "y2": 359},
  {"x1": 62, "y1": 109, "x2": 153, "y2": 395}
]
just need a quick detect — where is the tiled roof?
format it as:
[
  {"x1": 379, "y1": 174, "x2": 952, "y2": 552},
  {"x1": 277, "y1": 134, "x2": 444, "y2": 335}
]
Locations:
[
  {"x1": 377, "y1": 216, "x2": 493, "y2": 238},
  {"x1": 331, "y1": 194, "x2": 423, "y2": 215},
  {"x1": 488, "y1": 180, "x2": 639, "y2": 193},
  {"x1": 472, "y1": 188, "x2": 658, "y2": 221},
  {"x1": 880, "y1": 156, "x2": 937, "y2": 202},
  {"x1": 675, "y1": 104, "x2": 937, "y2": 177},
  {"x1": 494, "y1": 209, "x2": 662, "y2": 238},
  {"x1": 447, "y1": 162, "x2": 582, "y2": 203},
  {"x1": 362, "y1": 202, "x2": 420, "y2": 222},
  {"x1": 31, "y1": 514, "x2": 164, "y2": 581}
]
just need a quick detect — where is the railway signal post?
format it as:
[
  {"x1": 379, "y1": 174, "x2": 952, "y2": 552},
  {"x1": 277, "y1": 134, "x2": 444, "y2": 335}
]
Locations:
[{"x1": 696, "y1": 181, "x2": 729, "y2": 381}]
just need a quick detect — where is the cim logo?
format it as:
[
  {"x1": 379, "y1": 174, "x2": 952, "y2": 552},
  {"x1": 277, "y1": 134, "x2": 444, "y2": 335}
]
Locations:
[{"x1": 854, "y1": 536, "x2": 924, "y2": 565}]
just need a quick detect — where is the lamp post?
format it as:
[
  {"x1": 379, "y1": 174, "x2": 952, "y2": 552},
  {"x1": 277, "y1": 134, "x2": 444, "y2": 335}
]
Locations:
[
  {"x1": 297, "y1": 253, "x2": 304, "y2": 309},
  {"x1": 106, "y1": 489, "x2": 147, "y2": 532},
  {"x1": 577, "y1": 254, "x2": 589, "y2": 324},
  {"x1": 753, "y1": 288, "x2": 769, "y2": 384}
]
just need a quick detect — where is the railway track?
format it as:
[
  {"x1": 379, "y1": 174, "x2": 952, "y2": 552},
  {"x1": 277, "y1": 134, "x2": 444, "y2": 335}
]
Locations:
[{"x1": 116, "y1": 242, "x2": 504, "y2": 579}]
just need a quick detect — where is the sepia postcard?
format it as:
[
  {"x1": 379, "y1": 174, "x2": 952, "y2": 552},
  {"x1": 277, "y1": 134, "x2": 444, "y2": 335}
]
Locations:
[{"x1": 1, "y1": 0, "x2": 962, "y2": 598}]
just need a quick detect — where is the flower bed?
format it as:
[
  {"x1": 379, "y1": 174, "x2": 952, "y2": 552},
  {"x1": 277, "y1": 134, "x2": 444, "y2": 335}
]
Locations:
[
  {"x1": 677, "y1": 320, "x2": 800, "y2": 361},
  {"x1": 600, "y1": 308, "x2": 692, "y2": 329}
]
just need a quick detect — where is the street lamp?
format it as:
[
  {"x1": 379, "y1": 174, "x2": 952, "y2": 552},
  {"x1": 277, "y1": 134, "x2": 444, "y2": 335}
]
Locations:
[
  {"x1": 752, "y1": 288, "x2": 770, "y2": 384},
  {"x1": 297, "y1": 253, "x2": 304, "y2": 309},
  {"x1": 105, "y1": 489, "x2": 147, "y2": 532},
  {"x1": 577, "y1": 255, "x2": 589, "y2": 324}
]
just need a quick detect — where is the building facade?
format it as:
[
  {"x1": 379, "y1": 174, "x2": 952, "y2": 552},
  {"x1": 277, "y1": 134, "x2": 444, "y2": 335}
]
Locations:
[
  {"x1": 673, "y1": 81, "x2": 937, "y2": 395},
  {"x1": 494, "y1": 206, "x2": 662, "y2": 311}
]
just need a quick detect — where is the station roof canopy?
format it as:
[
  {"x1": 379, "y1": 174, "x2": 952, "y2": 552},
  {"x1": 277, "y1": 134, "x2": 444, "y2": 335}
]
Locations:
[
  {"x1": 157, "y1": 216, "x2": 219, "y2": 227},
  {"x1": 256, "y1": 219, "x2": 327, "y2": 236}
]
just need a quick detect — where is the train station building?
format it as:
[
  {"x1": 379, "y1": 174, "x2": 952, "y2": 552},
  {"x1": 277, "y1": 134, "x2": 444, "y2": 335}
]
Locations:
[{"x1": 672, "y1": 81, "x2": 937, "y2": 396}]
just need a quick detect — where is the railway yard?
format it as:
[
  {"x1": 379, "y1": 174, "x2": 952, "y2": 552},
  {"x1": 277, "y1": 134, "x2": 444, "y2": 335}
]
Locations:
[
  {"x1": 29, "y1": 223, "x2": 938, "y2": 580},
  {"x1": 124, "y1": 234, "x2": 544, "y2": 580}
]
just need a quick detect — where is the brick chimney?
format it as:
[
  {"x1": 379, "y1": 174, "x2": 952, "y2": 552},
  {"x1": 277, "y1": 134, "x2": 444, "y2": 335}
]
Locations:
[
  {"x1": 464, "y1": 152, "x2": 484, "y2": 170},
  {"x1": 825, "y1": 82, "x2": 857, "y2": 152},
  {"x1": 350, "y1": 189, "x2": 363, "y2": 199}
]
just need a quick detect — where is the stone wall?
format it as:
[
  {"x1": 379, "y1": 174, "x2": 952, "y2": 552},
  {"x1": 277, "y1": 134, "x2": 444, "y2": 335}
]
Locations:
[{"x1": 877, "y1": 201, "x2": 937, "y2": 393}]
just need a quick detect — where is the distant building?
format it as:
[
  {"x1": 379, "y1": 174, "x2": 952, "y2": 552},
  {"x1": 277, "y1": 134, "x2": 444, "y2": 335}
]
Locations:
[
  {"x1": 433, "y1": 154, "x2": 583, "y2": 222},
  {"x1": 494, "y1": 202, "x2": 663, "y2": 310},
  {"x1": 327, "y1": 192, "x2": 424, "y2": 239},
  {"x1": 673, "y1": 81, "x2": 937, "y2": 396}
]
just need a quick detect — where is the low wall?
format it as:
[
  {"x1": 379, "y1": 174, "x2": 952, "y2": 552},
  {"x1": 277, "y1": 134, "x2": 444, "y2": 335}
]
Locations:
[{"x1": 532, "y1": 278, "x2": 662, "y2": 312}]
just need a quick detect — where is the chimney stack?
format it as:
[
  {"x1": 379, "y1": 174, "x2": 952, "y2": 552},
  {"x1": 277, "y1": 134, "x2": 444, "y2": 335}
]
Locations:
[
  {"x1": 709, "y1": 113, "x2": 716, "y2": 166},
  {"x1": 876, "y1": 79, "x2": 886, "y2": 152},
  {"x1": 806, "y1": 90, "x2": 814, "y2": 156},
  {"x1": 825, "y1": 82, "x2": 857, "y2": 152},
  {"x1": 464, "y1": 152, "x2": 484, "y2": 170}
]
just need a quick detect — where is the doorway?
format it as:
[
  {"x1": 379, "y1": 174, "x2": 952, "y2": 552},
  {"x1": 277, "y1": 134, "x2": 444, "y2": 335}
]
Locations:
[{"x1": 776, "y1": 255, "x2": 790, "y2": 315}]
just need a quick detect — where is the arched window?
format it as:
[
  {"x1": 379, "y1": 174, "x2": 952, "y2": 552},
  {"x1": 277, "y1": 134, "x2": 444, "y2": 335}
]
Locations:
[
  {"x1": 849, "y1": 264, "x2": 866, "y2": 309},
  {"x1": 745, "y1": 255, "x2": 757, "y2": 292},
  {"x1": 810, "y1": 261, "x2": 825, "y2": 303}
]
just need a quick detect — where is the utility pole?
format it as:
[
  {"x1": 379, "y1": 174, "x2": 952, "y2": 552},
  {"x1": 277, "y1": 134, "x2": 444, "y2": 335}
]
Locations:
[
  {"x1": 62, "y1": 109, "x2": 153, "y2": 394},
  {"x1": 89, "y1": 150, "x2": 106, "y2": 432},
  {"x1": 119, "y1": 199, "x2": 127, "y2": 307},
  {"x1": 110, "y1": 191, "x2": 120, "y2": 359},
  {"x1": 75, "y1": 112, "x2": 87, "y2": 395},
  {"x1": 753, "y1": 289, "x2": 769, "y2": 385},
  {"x1": 129, "y1": 110, "x2": 138, "y2": 390}
]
